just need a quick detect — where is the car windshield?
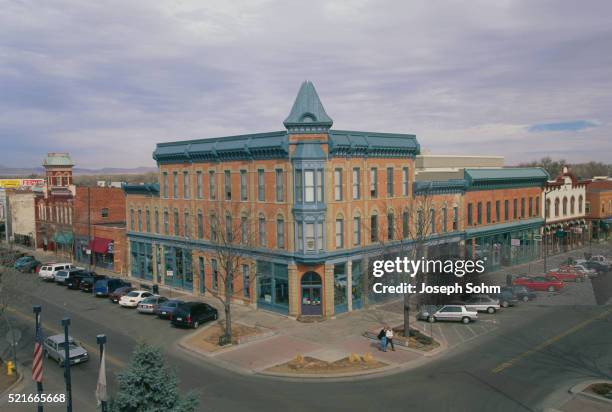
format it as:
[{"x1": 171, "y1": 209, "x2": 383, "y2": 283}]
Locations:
[
  {"x1": 127, "y1": 291, "x2": 139, "y2": 297},
  {"x1": 58, "y1": 341, "x2": 78, "y2": 350}
]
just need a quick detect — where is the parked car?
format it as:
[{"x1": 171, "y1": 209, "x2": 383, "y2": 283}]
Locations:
[
  {"x1": 584, "y1": 260, "x2": 610, "y2": 274},
  {"x1": 109, "y1": 286, "x2": 134, "y2": 303},
  {"x1": 155, "y1": 299, "x2": 185, "y2": 319},
  {"x1": 119, "y1": 290, "x2": 154, "y2": 308},
  {"x1": 42, "y1": 334, "x2": 89, "y2": 366},
  {"x1": 65, "y1": 271, "x2": 95, "y2": 290},
  {"x1": 38, "y1": 263, "x2": 75, "y2": 281},
  {"x1": 14, "y1": 256, "x2": 40, "y2": 272},
  {"x1": 568, "y1": 264, "x2": 598, "y2": 278},
  {"x1": 94, "y1": 278, "x2": 131, "y2": 297},
  {"x1": 137, "y1": 296, "x2": 169, "y2": 314},
  {"x1": 513, "y1": 276, "x2": 564, "y2": 292},
  {"x1": 54, "y1": 268, "x2": 85, "y2": 284},
  {"x1": 502, "y1": 285, "x2": 536, "y2": 302},
  {"x1": 171, "y1": 302, "x2": 218, "y2": 328},
  {"x1": 79, "y1": 274, "x2": 107, "y2": 293},
  {"x1": 451, "y1": 295, "x2": 500, "y2": 314},
  {"x1": 490, "y1": 289, "x2": 519, "y2": 308},
  {"x1": 589, "y1": 255, "x2": 611, "y2": 266},
  {"x1": 417, "y1": 305, "x2": 477, "y2": 324},
  {"x1": 547, "y1": 268, "x2": 586, "y2": 282}
]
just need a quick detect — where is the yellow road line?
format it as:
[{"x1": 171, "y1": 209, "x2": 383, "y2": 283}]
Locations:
[
  {"x1": 5, "y1": 306, "x2": 125, "y2": 368},
  {"x1": 492, "y1": 308, "x2": 612, "y2": 373}
]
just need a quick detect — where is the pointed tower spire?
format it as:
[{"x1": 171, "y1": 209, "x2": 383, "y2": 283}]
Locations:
[{"x1": 284, "y1": 81, "x2": 333, "y2": 133}]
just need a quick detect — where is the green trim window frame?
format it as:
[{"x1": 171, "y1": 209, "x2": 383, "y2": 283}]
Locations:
[
  {"x1": 256, "y1": 261, "x2": 289, "y2": 314},
  {"x1": 163, "y1": 209, "x2": 169, "y2": 235},
  {"x1": 335, "y1": 218, "x2": 344, "y2": 248},
  {"x1": 386, "y1": 167, "x2": 394, "y2": 197},
  {"x1": 353, "y1": 216, "x2": 361, "y2": 245},
  {"x1": 467, "y1": 203, "x2": 473, "y2": 226},
  {"x1": 275, "y1": 169, "x2": 284, "y2": 202},
  {"x1": 276, "y1": 217, "x2": 285, "y2": 249},
  {"x1": 173, "y1": 208, "x2": 179, "y2": 236},
  {"x1": 197, "y1": 210, "x2": 204, "y2": 239},
  {"x1": 513, "y1": 199, "x2": 518, "y2": 219},
  {"x1": 352, "y1": 168, "x2": 361, "y2": 200},
  {"x1": 486, "y1": 202, "x2": 491, "y2": 224},
  {"x1": 334, "y1": 168, "x2": 343, "y2": 201},
  {"x1": 209, "y1": 170, "x2": 216, "y2": 200},
  {"x1": 224, "y1": 170, "x2": 231, "y2": 200},
  {"x1": 164, "y1": 247, "x2": 193, "y2": 291},
  {"x1": 145, "y1": 208, "x2": 151, "y2": 233},
  {"x1": 130, "y1": 241, "x2": 153, "y2": 280},
  {"x1": 173, "y1": 171, "x2": 178, "y2": 199},
  {"x1": 504, "y1": 200, "x2": 509, "y2": 221},
  {"x1": 258, "y1": 169, "x2": 265, "y2": 201},
  {"x1": 162, "y1": 172, "x2": 168, "y2": 198},
  {"x1": 351, "y1": 260, "x2": 363, "y2": 310},
  {"x1": 240, "y1": 170, "x2": 247, "y2": 201},
  {"x1": 196, "y1": 171, "x2": 203, "y2": 199},
  {"x1": 154, "y1": 208, "x2": 159, "y2": 233},
  {"x1": 370, "y1": 168, "x2": 378, "y2": 198},
  {"x1": 183, "y1": 171, "x2": 190, "y2": 199},
  {"x1": 402, "y1": 167, "x2": 409, "y2": 196},
  {"x1": 477, "y1": 202, "x2": 482, "y2": 225}
]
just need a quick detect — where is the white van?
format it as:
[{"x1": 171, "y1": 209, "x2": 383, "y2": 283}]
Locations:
[{"x1": 38, "y1": 263, "x2": 74, "y2": 281}]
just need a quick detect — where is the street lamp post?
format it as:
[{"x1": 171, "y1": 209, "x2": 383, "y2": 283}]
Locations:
[
  {"x1": 61, "y1": 318, "x2": 73, "y2": 412},
  {"x1": 33, "y1": 305, "x2": 44, "y2": 412},
  {"x1": 96, "y1": 334, "x2": 108, "y2": 412}
]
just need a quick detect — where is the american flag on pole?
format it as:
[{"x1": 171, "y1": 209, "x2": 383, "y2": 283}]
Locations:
[{"x1": 32, "y1": 316, "x2": 43, "y2": 383}]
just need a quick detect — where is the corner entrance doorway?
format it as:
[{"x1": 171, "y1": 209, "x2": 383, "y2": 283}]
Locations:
[{"x1": 301, "y1": 272, "x2": 322, "y2": 316}]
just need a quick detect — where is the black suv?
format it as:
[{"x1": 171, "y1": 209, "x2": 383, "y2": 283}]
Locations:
[
  {"x1": 65, "y1": 271, "x2": 95, "y2": 290},
  {"x1": 79, "y1": 274, "x2": 107, "y2": 293},
  {"x1": 171, "y1": 302, "x2": 218, "y2": 329}
]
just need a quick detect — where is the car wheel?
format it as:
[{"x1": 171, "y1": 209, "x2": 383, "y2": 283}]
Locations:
[
  {"x1": 428, "y1": 315, "x2": 436, "y2": 323},
  {"x1": 547, "y1": 286, "x2": 555, "y2": 292},
  {"x1": 462, "y1": 317, "x2": 470, "y2": 324},
  {"x1": 487, "y1": 307, "x2": 496, "y2": 314},
  {"x1": 501, "y1": 301, "x2": 509, "y2": 308},
  {"x1": 522, "y1": 296, "x2": 529, "y2": 302},
  {"x1": 193, "y1": 321, "x2": 199, "y2": 329}
]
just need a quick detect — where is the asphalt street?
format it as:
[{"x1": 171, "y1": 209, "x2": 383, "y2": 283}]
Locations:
[{"x1": 1, "y1": 253, "x2": 611, "y2": 412}]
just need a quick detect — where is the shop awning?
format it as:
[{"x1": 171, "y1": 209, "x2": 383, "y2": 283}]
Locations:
[
  {"x1": 89, "y1": 237, "x2": 113, "y2": 254},
  {"x1": 53, "y1": 232, "x2": 73, "y2": 245}
]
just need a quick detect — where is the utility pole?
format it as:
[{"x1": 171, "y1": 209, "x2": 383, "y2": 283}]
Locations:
[
  {"x1": 33, "y1": 305, "x2": 44, "y2": 412},
  {"x1": 96, "y1": 334, "x2": 108, "y2": 412},
  {"x1": 543, "y1": 189, "x2": 548, "y2": 273},
  {"x1": 61, "y1": 318, "x2": 73, "y2": 412},
  {"x1": 87, "y1": 187, "x2": 92, "y2": 272}
]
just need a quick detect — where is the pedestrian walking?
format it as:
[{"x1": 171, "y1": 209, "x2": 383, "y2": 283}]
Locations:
[
  {"x1": 377, "y1": 327, "x2": 387, "y2": 352},
  {"x1": 385, "y1": 326, "x2": 395, "y2": 351}
]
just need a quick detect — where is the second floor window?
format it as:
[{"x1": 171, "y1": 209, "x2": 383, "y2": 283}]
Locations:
[
  {"x1": 173, "y1": 209, "x2": 179, "y2": 235},
  {"x1": 277, "y1": 218, "x2": 285, "y2": 249},
  {"x1": 276, "y1": 169, "x2": 284, "y2": 202},
  {"x1": 335, "y1": 218, "x2": 344, "y2": 248},
  {"x1": 334, "y1": 169, "x2": 343, "y2": 201},
  {"x1": 209, "y1": 171, "x2": 216, "y2": 200},
  {"x1": 371, "y1": 214, "x2": 378, "y2": 242},
  {"x1": 101, "y1": 208, "x2": 109, "y2": 218},
  {"x1": 453, "y1": 206, "x2": 458, "y2": 230},
  {"x1": 184, "y1": 211, "x2": 190, "y2": 237},
  {"x1": 495, "y1": 200, "x2": 500, "y2": 222},
  {"x1": 370, "y1": 168, "x2": 378, "y2": 198},
  {"x1": 402, "y1": 167, "x2": 409, "y2": 196},
  {"x1": 197, "y1": 211, "x2": 203, "y2": 239},
  {"x1": 387, "y1": 167, "x2": 394, "y2": 197},
  {"x1": 513, "y1": 198, "x2": 518, "y2": 219},
  {"x1": 130, "y1": 209, "x2": 134, "y2": 231},
  {"x1": 442, "y1": 207, "x2": 447, "y2": 232},
  {"x1": 387, "y1": 212, "x2": 394, "y2": 240},
  {"x1": 162, "y1": 172, "x2": 168, "y2": 198},
  {"x1": 353, "y1": 216, "x2": 361, "y2": 245},
  {"x1": 521, "y1": 198, "x2": 526, "y2": 218},
  {"x1": 259, "y1": 216, "x2": 266, "y2": 246},
  {"x1": 258, "y1": 169, "x2": 265, "y2": 201},
  {"x1": 183, "y1": 171, "x2": 190, "y2": 199},
  {"x1": 154, "y1": 208, "x2": 159, "y2": 233},
  {"x1": 240, "y1": 170, "x2": 247, "y2": 201},
  {"x1": 224, "y1": 170, "x2": 231, "y2": 200},
  {"x1": 196, "y1": 171, "x2": 203, "y2": 199},
  {"x1": 477, "y1": 202, "x2": 482, "y2": 225},
  {"x1": 241, "y1": 216, "x2": 248, "y2": 244},
  {"x1": 163, "y1": 209, "x2": 169, "y2": 235},
  {"x1": 505, "y1": 200, "x2": 509, "y2": 221},
  {"x1": 173, "y1": 172, "x2": 178, "y2": 198},
  {"x1": 145, "y1": 209, "x2": 151, "y2": 232},
  {"x1": 467, "y1": 203, "x2": 473, "y2": 226},
  {"x1": 304, "y1": 170, "x2": 315, "y2": 202},
  {"x1": 137, "y1": 209, "x2": 142, "y2": 232},
  {"x1": 403, "y1": 211, "x2": 409, "y2": 238},
  {"x1": 353, "y1": 168, "x2": 361, "y2": 200},
  {"x1": 486, "y1": 201, "x2": 491, "y2": 224}
]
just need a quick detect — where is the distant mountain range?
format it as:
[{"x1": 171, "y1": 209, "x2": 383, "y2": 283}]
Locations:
[{"x1": 0, "y1": 165, "x2": 158, "y2": 176}]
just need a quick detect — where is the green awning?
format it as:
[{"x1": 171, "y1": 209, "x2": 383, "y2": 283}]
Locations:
[{"x1": 53, "y1": 232, "x2": 74, "y2": 245}]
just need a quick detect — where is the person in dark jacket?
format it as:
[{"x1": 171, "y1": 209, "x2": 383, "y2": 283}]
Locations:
[{"x1": 377, "y1": 328, "x2": 387, "y2": 352}]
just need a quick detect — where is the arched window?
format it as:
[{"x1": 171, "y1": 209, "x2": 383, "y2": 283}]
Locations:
[
  {"x1": 546, "y1": 198, "x2": 551, "y2": 219},
  {"x1": 578, "y1": 195, "x2": 583, "y2": 213},
  {"x1": 570, "y1": 196, "x2": 575, "y2": 215},
  {"x1": 562, "y1": 197, "x2": 568, "y2": 216},
  {"x1": 554, "y1": 198, "x2": 560, "y2": 217}
]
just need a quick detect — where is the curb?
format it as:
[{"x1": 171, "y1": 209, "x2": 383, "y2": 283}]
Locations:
[
  {"x1": 363, "y1": 329, "x2": 447, "y2": 357},
  {"x1": 0, "y1": 370, "x2": 24, "y2": 405},
  {"x1": 568, "y1": 380, "x2": 612, "y2": 404}
]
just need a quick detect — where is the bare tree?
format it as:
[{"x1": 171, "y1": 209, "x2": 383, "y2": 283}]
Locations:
[{"x1": 206, "y1": 203, "x2": 257, "y2": 344}]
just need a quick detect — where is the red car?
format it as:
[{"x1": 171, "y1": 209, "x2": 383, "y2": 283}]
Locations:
[
  {"x1": 546, "y1": 268, "x2": 585, "y2": 282},
  {"x1": 513, "y1": 276, "x2": 564, "y2": 292}
]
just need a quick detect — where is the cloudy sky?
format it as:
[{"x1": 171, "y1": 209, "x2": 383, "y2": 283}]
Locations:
[{"x1": 1, "y1": 0, "x2": 611, "y2": 168}]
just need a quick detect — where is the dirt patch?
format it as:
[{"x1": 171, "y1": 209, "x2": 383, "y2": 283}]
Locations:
[
  {"x1": 586, "y1": 382, "x2": 612, "y2": 400},
  {"x1": 0, "y1": 363, "x2": 18, "y2": 394},
  {"x1": 266, "y1": 355, "x2": 387, "y2": 375},
  {"x1": 183, "y1": 322, "x2": 264, "y2": 353}
]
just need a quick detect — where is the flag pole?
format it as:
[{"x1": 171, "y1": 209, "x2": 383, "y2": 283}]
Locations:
[
  {"x1": 33, "y1": 305, "x2": 44, "y2": 412},
  {"x1": 96, "y1": 334, "x2": 108, "y2": 412}
]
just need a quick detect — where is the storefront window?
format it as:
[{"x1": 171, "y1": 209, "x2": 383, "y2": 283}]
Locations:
[
  {"x1": 256, "y1": 261, "x2": 288, "y2": 314},
  {"x1": 334, "y1": 263, "x2": 347, "y2": 314},
  {"x1": 352, "y1": 260, "x2": 363, "y2": 310}
]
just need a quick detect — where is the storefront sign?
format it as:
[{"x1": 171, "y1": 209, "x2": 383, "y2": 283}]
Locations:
[
  {"x1": 511, "y1": 238, "x2": 521, "y2": 246},
  {"x1": 107, "y1": 242, "x2": 114, "y2": 254},
  {"x1": 166, "y1": 270, "x2": 174, "y2": 277},
  {"x1": 0, "y1": 179, "x2": 44, "y2": 188}
]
